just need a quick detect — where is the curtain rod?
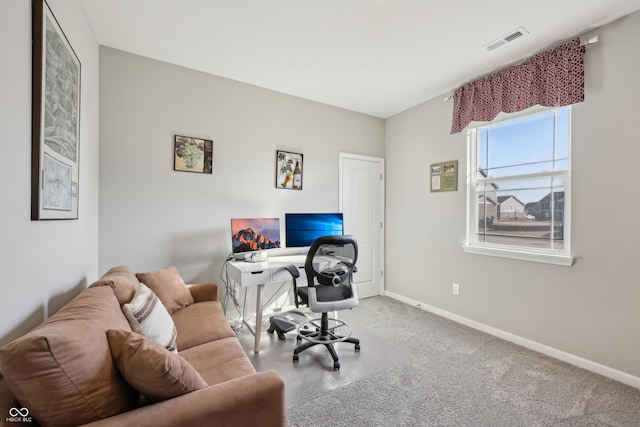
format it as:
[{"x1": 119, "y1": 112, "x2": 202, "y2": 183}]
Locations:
[
  {"x1": 443, "y1": 35, "x2": 599, "y2": 102},
  {"x1": 582, "y1": 35, "x2": 600, "y2": 47}
]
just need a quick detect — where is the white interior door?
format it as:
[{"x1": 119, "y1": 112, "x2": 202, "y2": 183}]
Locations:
[{"x1": 339, "y1": 153, "x2": 384, "y2": 298}]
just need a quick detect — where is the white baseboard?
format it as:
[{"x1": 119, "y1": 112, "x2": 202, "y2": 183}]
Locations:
[{"x1": 384, "y1": 290, "x2": 640, "y2": 390}]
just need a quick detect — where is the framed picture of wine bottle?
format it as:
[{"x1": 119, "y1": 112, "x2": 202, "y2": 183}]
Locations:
[{"x1": 276, "y1": 150, "x2": 303, "y2": 190}]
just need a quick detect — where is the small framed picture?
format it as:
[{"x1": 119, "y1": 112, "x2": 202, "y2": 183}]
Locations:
[
  {"x1": 174, "y1": 135, "x2": 213, "y2": 174},
  {"x1": 276, "y1": 150, "x2": 303, "y2": 190},
  {"x1": 430, "y1": 160, "x2": 458, "y2": 192}
]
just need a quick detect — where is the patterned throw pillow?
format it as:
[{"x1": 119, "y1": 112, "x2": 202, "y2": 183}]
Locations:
[
  {"x1": 106, "y1": 329, "x2": 208, "y2": 402},
  {"x1": 122, "y1": 283, "x2": 178, "y2": 353}
]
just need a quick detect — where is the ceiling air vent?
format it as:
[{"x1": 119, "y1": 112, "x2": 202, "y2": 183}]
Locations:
[{"x1": 484, "y1": 27, "x2": 529, "y2": 51}]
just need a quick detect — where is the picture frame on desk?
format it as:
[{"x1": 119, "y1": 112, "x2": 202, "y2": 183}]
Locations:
[
  {"x1": 276, "y1": 150, "x2": 303, "y2": 190},
  {"x1": 31, "y1": 0, "x2": 81, "y2": 220}
]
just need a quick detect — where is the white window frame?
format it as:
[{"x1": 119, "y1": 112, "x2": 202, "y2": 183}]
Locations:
[{"x1": 463, "y1": 107, "x2": 573, "y2": 266}]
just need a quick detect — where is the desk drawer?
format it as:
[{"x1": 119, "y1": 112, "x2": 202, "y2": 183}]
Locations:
[{"x1": 241, "y1": 269, "x2": 272, "y2": 286}]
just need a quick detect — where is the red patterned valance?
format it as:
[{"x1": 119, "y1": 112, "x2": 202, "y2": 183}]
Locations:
[{"x1": 450, "y1": 38, "x2": 584, "y2": 134}]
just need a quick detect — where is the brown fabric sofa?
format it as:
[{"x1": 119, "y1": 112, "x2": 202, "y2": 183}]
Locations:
[{"x1": 0, "y1": 266, "x2": 285, "y2": 427}]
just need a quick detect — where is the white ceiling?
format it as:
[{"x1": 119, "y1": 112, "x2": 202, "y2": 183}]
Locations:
[{"x1": 81, "y1": 0, "x2": 640, "y2": 118}]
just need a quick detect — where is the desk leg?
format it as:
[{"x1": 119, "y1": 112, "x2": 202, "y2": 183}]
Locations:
[
  {"x1": 254, "y1": 283, "x2": 265, "y2": 353},
  {"x1": 242, "y1": 286, "x2": 249, "y2": 327}
]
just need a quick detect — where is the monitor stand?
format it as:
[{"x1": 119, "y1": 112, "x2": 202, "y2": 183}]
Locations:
[{"x1": 244, "y1": 251, "x2": 268, "y2": 263}]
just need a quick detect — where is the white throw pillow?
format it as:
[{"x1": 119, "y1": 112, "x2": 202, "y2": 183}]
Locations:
[{"x1": 122, "y1": 283, "x2": 178, "y2": 353}]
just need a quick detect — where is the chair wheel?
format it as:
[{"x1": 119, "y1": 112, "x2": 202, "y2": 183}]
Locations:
[
  {"x1": 277, "y1": 332, "x2": 286, "y2": 340},
  {"x1": 296, "y1": 336, "x2": 302, "y2": 343},
  {"x1": 333, "y1": 362, "x2": 340, "y2": 370},
  {"x1": 355, "y1": 344, "x2": 360, "y2": 352},
  {"x1": 293, "y1": 354, "x2": 299, "y2": 363}
]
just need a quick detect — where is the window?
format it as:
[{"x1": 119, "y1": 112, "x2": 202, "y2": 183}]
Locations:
[{"x1": 464, "y1": 107, "x2": 573, "y2": 266}]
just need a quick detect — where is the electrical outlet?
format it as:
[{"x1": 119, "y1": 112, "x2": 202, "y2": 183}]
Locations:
[{"x1": 452, "y1": 283, "x2": 460, "y2": 296}]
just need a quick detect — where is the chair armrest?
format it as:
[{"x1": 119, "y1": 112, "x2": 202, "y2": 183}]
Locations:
[
  {"x1": 283, "y1": 264, "x2": 302, "y2": 308},
  {"x1": 186, "y1": 283, "x2": 219, "y2": 302},
  {"x1": 284, "y1": 264, "x2": 300, "y2": 279},
  {"x1": 80, "y1": 370, "x2": 285, "y2": 427}
]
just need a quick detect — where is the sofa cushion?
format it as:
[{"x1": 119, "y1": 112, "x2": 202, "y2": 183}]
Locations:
[
  {"x1": 172, "y1": 301, "x2": 236, "y2": 351},
  {"x1": 0, "y1": 286, "x2": 138, "y2": 427},
  {"x1": 107, "y1": 329, "x2": 208, "y2": 402},
  {"x1": 136, "y1": 266, "x2": 194, "y2": 314},
  {"x1": 186, "y1": 282, "x2": 219, "y2": 303},
  {"x1": 122, "y1": 283, "x2": 178, "y2": 353},
  {"x1": 179, "y1": 337, "x2": 256, "y2": 386},
  {"x1": 89, "y1": 265, "x2": 140, "y2": 305}
]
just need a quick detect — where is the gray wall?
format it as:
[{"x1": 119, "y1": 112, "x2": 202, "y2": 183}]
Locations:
[
  {"x1": 98, "y1": 47, "x2": 385, "y2": 287},
  {"x1": 2, "y1": 0, "x2": 637, "y2": 387},
  {"x1": 385, "y1": 11, "x2": 640, "y2": 379},
  {"x1": 0, "y1": 1, "x2": 100, "y2": 347}
]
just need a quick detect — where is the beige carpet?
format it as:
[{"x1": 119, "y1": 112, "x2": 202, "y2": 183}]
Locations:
[{"x1": 239, "y1": 296, "x2": 640, "y2": 426}]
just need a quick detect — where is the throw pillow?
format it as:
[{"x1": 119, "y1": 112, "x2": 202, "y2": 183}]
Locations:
[
  {"x1": 136, "y1": 266, "x2": 194, "y2": 314},
  {"x1": 89, "y1": 265, "x2": 140, "y2": 305},
  {"x1": 122, "y1": 283, "x2": 178, "y2": 353},
  {"x1": 0, "y1": 287, "x2": 139, "y2": 427},
  {"x1": 106, "y1": 329, "x2": 208, "y2": 402}
]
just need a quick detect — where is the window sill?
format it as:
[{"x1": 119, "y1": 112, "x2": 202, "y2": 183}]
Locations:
[{"x1": 463, "y1": 244, "x2": 574, "y2": 266}]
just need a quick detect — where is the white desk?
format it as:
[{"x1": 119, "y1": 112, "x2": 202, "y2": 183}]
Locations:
[{"x1": 226, "y1": 255, "x2": 307, "y2": 353}]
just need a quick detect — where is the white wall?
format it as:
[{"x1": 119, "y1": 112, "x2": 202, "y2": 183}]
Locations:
[
  {"x1": 98, "y1": 47, "x2": 385, "y2": 288},
  {"x1": 385, "y1": 11, "x2": 640, "y2": 380},
  {"x1": 0, "y1": 0, "x2": 100, "y2": 347}
]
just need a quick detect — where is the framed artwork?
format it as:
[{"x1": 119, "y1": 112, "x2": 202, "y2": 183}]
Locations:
[
  {"x1": 174, "y1": 135, "x2": 213, "y2": 174},
  {"x1": 276, "y1": 150, "x2": 303, "y2": 190},
  {"x1": 31, "y1": 0, "x2": 81, "y2": 220},
  {"x1": 430, "y1": 160, "x2": 458, "y2": 192}
]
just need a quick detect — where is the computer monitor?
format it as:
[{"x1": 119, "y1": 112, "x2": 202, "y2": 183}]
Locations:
[
  {"x1": 230, "y1": 218, "x2": 281, "y2": 254},
  {"x1": 285, "y1": 213, "x2": 344, "y2": 248}
]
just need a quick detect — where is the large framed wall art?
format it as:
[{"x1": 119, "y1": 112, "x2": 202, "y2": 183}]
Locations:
[{"x1": 31, "y1": 0, "x2": 81, "y2": 220}]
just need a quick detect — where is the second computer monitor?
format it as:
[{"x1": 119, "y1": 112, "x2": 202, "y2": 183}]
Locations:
[{"x1": 285, "y1": 213, "x2": 344, "y2": 248}]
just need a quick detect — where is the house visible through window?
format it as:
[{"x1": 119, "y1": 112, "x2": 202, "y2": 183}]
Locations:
[{"x1": 464, "y1": 107, "x2": 572, "y2": 266}]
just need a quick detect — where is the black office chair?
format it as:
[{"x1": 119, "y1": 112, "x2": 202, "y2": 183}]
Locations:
[{"x1": 287, "y1": 235, "x2": 360, "y2": 370}]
